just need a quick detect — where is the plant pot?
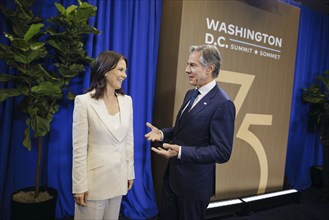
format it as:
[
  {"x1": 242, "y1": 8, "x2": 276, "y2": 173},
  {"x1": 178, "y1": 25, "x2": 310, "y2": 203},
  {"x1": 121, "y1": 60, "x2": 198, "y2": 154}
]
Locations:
[
  {"x1": 310, "y1": 166, "x2": 323, "y2": 189},
  {"x1": 10, "y1": 186, "x2": 57, "y2": 220}
]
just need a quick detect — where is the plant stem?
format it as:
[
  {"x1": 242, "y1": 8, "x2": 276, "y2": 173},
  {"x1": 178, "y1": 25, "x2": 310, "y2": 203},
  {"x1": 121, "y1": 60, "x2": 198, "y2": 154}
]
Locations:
[{"x1": 34, "y1": 136, "x2": 42, "y2": 198}]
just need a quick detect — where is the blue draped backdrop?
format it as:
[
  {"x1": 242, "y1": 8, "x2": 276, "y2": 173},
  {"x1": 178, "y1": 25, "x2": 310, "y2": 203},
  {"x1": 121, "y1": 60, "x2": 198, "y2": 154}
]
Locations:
[
  {"x1": 1, "y1": 0, "x2": 329, "y2": 220},
  {"x1": 0, "y1": 0, "x2": 161, "y2": 219},
  {"x1": 285, "y1": 4, "x2": 329, "y2": 189}
]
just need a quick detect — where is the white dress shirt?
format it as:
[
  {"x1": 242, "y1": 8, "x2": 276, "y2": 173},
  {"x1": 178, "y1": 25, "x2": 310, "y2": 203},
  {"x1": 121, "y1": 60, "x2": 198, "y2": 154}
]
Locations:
[{"x1": 177, "y1": 80, "x2": 217, "y2": 158}]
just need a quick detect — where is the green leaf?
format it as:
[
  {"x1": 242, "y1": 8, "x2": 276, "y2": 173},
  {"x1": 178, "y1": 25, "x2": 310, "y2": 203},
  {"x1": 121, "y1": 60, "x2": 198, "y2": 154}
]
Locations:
[
  {"x1": 26, "y1": 104, "x2": 37, "y2": 117},
  {"x1": 0, "y1": 74, "x2": 16, "y2": 82},
  {"x1": 76, "y1": 24, "x2": 101, "y2": 35},
  {"x1": 31, "y1": 115, "x2": 51, "y2": 137},
  {"x1": 0, "y1": 44, "x2": 14, "y2": 60},
  {"x1": 66, "y1": 5, "x2": 78, "y2": 15},
  {"x1": 303, "y1": 94, "x2": 325, "y2": 104},
  {"x1": 4, "y1": 32, "x2": 14, "y2": 41},
  {"x1": 47, "y1": 39, "x2": 62, "y2": 52},
  {"x1": 0, "y1": 88, "x2": 23, "y2": 101},
  {"x1": 20, "y1": 87, "x2": 30, "y2": 96},
  {"x1": 0, "y1": 44, "x2": 6, "y2": 50},
  {"x1": 75, "y1": 6, "x2": 96, "y2": 24},
  {"x1": 31, "y1": 81, "x2": 62, "y2": 97},
  {"x1": 0, "y1": 0, "x2": 99, "y2": 150},
  {"x1": 318, "y1": 75, "x2": 329, "y2": 93},
  {"x1": 0, "y1": 7, "x2": 16, "y2": 17},
  {"x1": 12, "y1": 39, "x2": 30, "y2": 51},
  {"x1": 66, "y1": 90, "x2": 76, "y2": 100},
  {"x1": 13, "y1": 64, "x2": 29, "y2": 75},
  {"x1": 58, "y1": 63, "x2": 84, "y2": 77},
  {"x1": 23, "y1": 118, "x2": 32, "y2": 150},
  {"x1": 11, "y1": 22, "x2": 29, "y2": 38},
  {"x1": 24, "y1": 23, "x2": 44, "y2": 42},
  {"x1": 31, "y1": 64, "x2": 57, "y2": 81},
  {"x1": 55, "y1": 3, "x2": 66, "y2": 16},
  {"x1": 49, "y1": 102, "x2": 59, "y2": 115},
  {"x1": 15, "y1": 46, "x2": 47, "y2": 64},
  {"x1": 16, "y1": 0, "x2": 34, "y2": 20},
  {"x1": 30, "y1": 42, "x2": 45, "y2": 50}
]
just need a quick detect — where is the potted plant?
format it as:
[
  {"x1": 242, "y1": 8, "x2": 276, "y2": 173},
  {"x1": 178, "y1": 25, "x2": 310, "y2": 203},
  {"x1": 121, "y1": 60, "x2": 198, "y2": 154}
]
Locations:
[
  {"x1": 302, "y1": 70, "x2": 329, "y2": 192},
  {"x1": 302, "y1": 70, "x2": 329, "y2": 127},
  {"x1": 0, "y1": 0, "x2": 100, "y2": 219}
]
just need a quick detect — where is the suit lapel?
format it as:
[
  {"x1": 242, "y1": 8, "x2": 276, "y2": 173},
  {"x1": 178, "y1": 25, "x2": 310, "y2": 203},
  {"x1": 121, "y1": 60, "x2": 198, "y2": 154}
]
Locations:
[
  {"x1": 175, "y1": 91, "x2": 193, "y2": 128},
  {"x1": 90, "y1": 95, "x2": 128, "y2": 142},
  {"x1": 177, "y1": 86, "x2": 219, "y2": 131},
  {"x1": 117, "y1": 95, "x2": 129, "y2": 141}
]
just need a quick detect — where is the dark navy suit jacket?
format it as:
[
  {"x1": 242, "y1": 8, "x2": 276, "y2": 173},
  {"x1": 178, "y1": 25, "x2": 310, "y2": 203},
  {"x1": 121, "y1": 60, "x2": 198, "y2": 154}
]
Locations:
[{"x1": 162, "y1": 84, "x2": 236, "y2": 201}]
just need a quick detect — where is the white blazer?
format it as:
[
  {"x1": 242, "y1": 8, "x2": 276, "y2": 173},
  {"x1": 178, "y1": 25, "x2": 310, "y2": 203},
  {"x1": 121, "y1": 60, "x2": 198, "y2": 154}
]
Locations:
[{"x1": 72, "y1": 92, "x2": 134, "y2": 200}]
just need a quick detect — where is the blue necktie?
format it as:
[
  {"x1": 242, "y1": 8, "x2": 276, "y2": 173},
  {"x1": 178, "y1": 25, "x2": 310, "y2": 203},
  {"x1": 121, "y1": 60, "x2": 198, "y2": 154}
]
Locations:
[
  {"x1": 182, "y1": 89, "x2": 199, "y2": 116},
  {"x1": 178, "y1": 89, "x2": 199, "y2": 127}
]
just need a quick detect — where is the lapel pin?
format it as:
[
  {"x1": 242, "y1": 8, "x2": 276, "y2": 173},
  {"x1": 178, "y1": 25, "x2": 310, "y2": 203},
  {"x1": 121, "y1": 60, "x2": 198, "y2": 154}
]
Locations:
[{"x1": 204, "y1": 102, "x2": 207, "y2": 105}]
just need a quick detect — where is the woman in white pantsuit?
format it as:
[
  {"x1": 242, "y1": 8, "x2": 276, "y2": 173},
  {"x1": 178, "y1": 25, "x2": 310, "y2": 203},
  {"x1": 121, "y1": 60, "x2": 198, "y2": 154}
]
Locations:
[{"x1": 72, "y1": 51, "x2": 135, "y2": 220}]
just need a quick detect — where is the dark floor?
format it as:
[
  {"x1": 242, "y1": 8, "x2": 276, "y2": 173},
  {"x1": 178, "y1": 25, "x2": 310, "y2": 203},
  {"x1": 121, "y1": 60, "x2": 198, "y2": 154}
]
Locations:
[
  {"x1": 61, "y1": 187, "x2": 328, "y2": 220},
  {"x1": 214, "y1": 187, "x2": 329, "y2": 220}
]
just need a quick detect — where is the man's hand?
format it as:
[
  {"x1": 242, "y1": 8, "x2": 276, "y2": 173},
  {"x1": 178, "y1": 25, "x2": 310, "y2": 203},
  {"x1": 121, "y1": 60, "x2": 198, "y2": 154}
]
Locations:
[
  {"x1": 151, "y1": 143, "x2": 180, "y2": 158},
  {"x1": 145, "y1": 122, "x2": 162, "y2": 141},
  {"x1": 73, "y1": 192, "x2": 88, "y2": 206}
]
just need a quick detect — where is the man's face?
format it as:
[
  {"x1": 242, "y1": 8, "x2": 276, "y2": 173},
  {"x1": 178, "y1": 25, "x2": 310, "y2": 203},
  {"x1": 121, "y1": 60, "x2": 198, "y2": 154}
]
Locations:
[{"x1": 185, "y1": 51, "x2": 211, "y2": 88}]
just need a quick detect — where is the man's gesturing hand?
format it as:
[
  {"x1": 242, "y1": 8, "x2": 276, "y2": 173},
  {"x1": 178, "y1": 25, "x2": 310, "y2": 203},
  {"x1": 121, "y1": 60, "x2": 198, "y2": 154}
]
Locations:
[
  {"x1": 145, "y1": 122, "x2": 162, "y2": 142},
  {"x1": 151, "y1": 143, "x2": 180, "y2": 158}
]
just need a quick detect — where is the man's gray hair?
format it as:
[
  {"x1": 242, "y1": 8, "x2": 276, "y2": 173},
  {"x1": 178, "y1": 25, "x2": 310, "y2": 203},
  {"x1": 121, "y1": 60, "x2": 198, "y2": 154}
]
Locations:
[{"x1": 189, "y1": 45, "x2": 222, "y2": 78}]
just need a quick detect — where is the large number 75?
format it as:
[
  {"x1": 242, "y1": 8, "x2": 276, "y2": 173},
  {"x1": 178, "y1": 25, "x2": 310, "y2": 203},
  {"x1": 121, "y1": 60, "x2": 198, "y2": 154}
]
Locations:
[{"x1": 218, "y1": 70, "x2": 273, "y2": 194}]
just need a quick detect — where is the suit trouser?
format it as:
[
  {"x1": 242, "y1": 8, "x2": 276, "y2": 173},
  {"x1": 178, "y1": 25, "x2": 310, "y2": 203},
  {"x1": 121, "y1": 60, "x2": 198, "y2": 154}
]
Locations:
[
  {"x1": 159, "y1": 172, "x2": 210, "y2": 220},
  {"x1": 74, "y1": 196, "x2": 122, "y2": 220}
]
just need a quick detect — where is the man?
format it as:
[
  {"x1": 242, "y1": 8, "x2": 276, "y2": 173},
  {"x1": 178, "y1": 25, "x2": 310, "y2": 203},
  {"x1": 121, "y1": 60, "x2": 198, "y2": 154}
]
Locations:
[{"x1": 145, "y1": 45, "x2": 236, "y2": 220}]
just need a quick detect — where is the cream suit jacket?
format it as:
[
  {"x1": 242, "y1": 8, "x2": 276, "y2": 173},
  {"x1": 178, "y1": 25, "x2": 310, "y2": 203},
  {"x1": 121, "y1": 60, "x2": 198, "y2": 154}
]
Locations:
[{"x1": 72, "y1": 92, "x2": 135, "y2": 200}]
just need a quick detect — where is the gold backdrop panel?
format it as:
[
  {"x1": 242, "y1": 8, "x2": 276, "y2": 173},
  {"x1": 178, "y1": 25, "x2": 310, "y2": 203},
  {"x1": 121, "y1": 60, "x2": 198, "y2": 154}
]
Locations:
[{"x1": 153, "y1": 0, "x2": 300, "y2": 203}]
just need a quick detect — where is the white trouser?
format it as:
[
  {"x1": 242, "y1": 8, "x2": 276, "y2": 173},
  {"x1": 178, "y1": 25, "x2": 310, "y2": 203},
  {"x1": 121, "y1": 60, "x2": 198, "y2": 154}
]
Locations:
[{"x1": 74, "y1": 196, "x2": 122, "y2": 220}]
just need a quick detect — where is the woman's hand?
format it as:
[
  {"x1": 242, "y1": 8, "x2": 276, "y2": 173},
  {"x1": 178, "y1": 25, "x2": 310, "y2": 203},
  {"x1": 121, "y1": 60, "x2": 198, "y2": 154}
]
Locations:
[
  {"x1": 128, "y1": 179, "x2": 134, "y2": 190},
  {"x1": 73, "y1": 192, "x2": 88, "y2": 206}
]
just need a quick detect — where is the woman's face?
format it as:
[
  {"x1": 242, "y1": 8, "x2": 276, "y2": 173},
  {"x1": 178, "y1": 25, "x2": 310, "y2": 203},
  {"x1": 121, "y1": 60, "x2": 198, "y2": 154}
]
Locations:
[{"x1": 105, "y1": 58, "x2": 127, "y2": 90}]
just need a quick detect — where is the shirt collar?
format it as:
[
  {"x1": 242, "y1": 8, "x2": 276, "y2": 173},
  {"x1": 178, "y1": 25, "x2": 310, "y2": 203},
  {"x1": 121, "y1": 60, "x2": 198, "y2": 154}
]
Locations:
[{"x1": 196, "y1": 80, "x2": 216, "y2": 96}]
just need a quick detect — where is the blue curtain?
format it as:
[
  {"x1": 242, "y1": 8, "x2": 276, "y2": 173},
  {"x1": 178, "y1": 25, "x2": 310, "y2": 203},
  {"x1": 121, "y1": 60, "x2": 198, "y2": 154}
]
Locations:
[
  {"x1": 285, "y1": 4, "x2": 329, "y2": 189},
  {"x1": 0, "y1": 0, "x2": 161, "y2": 219}
]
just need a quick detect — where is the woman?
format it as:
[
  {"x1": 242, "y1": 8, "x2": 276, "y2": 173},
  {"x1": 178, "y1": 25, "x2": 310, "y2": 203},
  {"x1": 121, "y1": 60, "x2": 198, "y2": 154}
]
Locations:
[{"x1": 72, "y1": 51, "x2": 134, "y2": 219}]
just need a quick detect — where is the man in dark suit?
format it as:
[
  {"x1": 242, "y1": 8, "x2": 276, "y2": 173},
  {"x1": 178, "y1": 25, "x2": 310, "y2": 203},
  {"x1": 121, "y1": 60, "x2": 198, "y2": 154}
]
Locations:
[{"x1": 145, "y1": 44, "x2": 236, "y2": 220}]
